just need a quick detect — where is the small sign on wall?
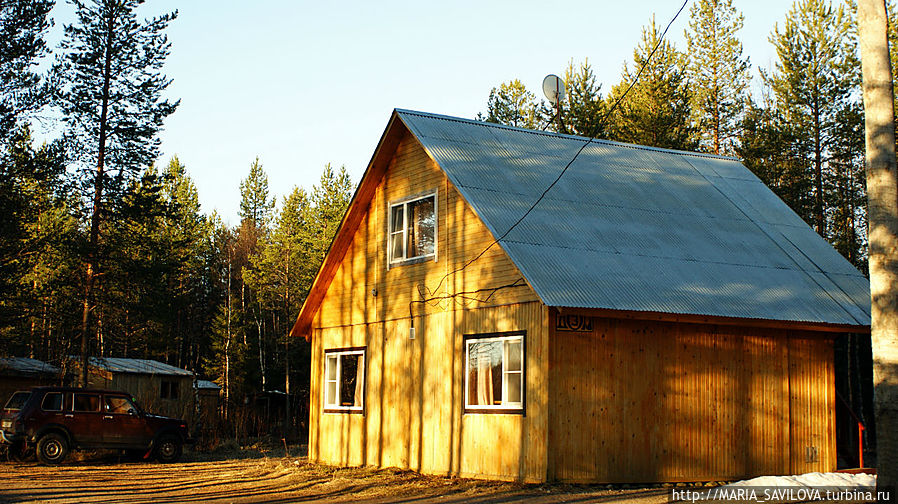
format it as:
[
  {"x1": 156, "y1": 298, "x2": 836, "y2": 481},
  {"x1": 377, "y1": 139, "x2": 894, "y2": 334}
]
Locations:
[{"x1": 555, "y1": 315, "x2": 594, "y2": 332}]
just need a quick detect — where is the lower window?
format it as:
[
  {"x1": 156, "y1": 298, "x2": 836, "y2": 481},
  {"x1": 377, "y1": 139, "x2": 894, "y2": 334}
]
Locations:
[
  {"x1": 324, "y1": 347, "x2": 365, "y2": 413},
  {"x1": 464, "y1": 332, "x2": 525, "y2": 413}
]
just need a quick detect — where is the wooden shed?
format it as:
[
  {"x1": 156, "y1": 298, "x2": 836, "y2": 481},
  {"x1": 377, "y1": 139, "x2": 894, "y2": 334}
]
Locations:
[
  {"x1": 289, "y1": 110, "x2": 871, "y2": 483},
  {"x1": 0, "y1": 358, "x2": 64, "y2": 405},
  {"x1": 193, "y1": 379, "x2": 222, "y2": 434},
  {"x1": 82, "y1": 357, "x2": 195, "y2": 421}
]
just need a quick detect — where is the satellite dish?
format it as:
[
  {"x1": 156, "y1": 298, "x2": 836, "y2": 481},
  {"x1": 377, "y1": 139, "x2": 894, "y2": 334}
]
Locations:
[{"x1": 542, "y1": 74, "x2": 566, "y2": 105}]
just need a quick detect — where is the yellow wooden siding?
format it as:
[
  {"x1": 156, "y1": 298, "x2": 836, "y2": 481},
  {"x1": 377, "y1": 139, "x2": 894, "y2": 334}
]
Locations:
[
  {"x1": 315, "y1": 130, "x2": 539, "y2": 331},
  {"x1": 548, "y1": 317, "x2": 836, "y2": 482},
  {"x1": 309, "y1": 130, "x2": 545, "y2": 481},
  {"x1": 311, "y1": 302, "x2": 548, "y2": 482}
]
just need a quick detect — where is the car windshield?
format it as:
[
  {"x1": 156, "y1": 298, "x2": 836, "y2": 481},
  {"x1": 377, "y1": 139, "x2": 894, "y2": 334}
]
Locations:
[{"x1": 3, "y1": 391, "x2": 31, "y2": 411}]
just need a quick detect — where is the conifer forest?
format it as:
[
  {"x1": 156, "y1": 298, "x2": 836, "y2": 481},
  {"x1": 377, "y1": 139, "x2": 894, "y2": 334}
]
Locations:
[{"x1": 0, "y1": 0, "x2": 889, "y2": 433}]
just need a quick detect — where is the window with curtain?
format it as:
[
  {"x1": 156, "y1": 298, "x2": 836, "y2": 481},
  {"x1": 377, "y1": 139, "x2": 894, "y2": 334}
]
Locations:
[
  {"x1": 389, "y1": 192, "x2": 435, "y2": 264},
  {"x1": 323, "y1": 348, "x2": 365, "y2": 412},
  {"x1": 464, "y1": 332, "x2": 525, "y2": 413}
]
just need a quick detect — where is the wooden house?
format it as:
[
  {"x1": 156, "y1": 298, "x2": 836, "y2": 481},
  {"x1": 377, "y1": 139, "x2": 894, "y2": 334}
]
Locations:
[
  {"x1": 289, "y1": 110, "x2": 871, "y2": 483},
  {"x1": 0, "y1": 358, "x2": 64, "y2": 405},
  {"x1": 83, "y1": 357, "x2": 195, "y2": 420}
]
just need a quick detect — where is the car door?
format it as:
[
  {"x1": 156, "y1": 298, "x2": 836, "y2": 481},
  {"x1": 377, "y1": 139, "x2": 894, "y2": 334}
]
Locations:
[
  {"x1": 102, "y1": 394, "x2": 150, "y2": 447},
  {"x1": 37, "y1": 391, "x2": 67, "y2": 430},
  {"x1": 65, "y1": 392, "x2": 104, "y2": 446}
]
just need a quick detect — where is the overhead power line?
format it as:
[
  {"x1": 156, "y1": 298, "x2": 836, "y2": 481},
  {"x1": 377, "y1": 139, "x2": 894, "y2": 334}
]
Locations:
[{"x1": 419, "y1": 0, "x2": 692, "y2": 304}]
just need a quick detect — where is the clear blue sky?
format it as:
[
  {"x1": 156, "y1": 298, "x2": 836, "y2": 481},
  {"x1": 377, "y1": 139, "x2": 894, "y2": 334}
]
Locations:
[{"x1": 42, "y1": 0, "x2": 792, "y2": 225}]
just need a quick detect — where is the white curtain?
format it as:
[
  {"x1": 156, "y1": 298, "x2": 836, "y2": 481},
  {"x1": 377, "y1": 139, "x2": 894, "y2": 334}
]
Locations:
[
  {"x1": 476, "y1": 352, "x2": 493, "y2": 405},
  {"x1": 353, "y1": 356, "x2": 364, "y2": 407}
]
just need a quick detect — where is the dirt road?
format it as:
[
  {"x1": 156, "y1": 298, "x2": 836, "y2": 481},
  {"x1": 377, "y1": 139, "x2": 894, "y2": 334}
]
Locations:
[{"x1": 0, "y1": 456, "x2": 670, "y2": 503}]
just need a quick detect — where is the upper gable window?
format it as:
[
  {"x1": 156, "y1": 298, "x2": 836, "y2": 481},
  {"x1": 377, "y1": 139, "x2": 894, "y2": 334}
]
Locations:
[{"x1": 389, "y1": 192, "x2": 436, "y2": 265}]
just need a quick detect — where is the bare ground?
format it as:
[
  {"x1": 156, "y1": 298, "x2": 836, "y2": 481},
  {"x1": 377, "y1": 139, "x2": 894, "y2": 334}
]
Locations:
[{"x1": 0, "y1": 449, "x2": 673, "y2": 504}]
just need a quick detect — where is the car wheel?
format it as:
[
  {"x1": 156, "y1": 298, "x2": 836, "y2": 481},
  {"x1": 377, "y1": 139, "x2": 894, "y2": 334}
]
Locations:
[
  {"x1": 36, "y1": 433, "x2": 68, "y2": 465},
  {"x1": 154, "y1": 435, "x2": 182, "y2": 463}
]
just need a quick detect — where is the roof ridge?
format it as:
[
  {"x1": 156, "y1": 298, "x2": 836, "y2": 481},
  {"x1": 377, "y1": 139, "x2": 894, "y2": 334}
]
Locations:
[{"x1": 394, "y1": 108, "x2": 739, "y2": 161}]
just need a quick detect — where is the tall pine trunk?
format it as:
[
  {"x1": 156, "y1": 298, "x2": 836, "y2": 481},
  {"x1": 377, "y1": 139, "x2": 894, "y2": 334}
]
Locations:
[
  {"x1": 813, "y1": 99, "x2": 826, "y2": 235},
  {"x1": 80, "y1": 13, "x2": 115, "y2": 387},
  {"x1": 858, "y1": 0, "x2": 898, "y2": 490},
  {"x1": 224, "y1": 244, "x2": 232, "y2": 420},
  {"x1": 284, "y1": 247, "x2": 291, "y2": 437}
]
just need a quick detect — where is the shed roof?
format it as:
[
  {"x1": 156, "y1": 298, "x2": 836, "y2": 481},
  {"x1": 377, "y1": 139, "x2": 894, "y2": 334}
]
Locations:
[
  {"x1": 194, "y1": 379, "x2": 221, "y2": 390},
  {"x1": 0, "y1": 357, "x2": 60, "y2": 377},
  {"x1": 88, "y1": 357, "x2": 193, "y2": 377},
  {"x1": 291, "y1": 109, "x2": 871, "y2": 336}
]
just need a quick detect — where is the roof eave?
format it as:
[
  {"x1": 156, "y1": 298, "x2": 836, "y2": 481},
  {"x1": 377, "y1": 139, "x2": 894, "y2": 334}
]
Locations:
[{"x1": 553, "y1": 306, "x2": 871, "y2": 334}]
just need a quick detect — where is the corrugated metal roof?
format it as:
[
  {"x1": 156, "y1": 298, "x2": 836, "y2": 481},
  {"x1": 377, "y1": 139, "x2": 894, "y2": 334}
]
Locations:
[
  {"x1": 396, "y1": 109, "x2": 871, "y2": 326},
  {"x1": 89, "y1": 357, "x2": 193, "y2": 377},
  {"x1": 194, "y1": 379, "x2": 221, "y2": 390},
  {"x1": 0, "y1": 357, "x2": 60, "y2": 376}
]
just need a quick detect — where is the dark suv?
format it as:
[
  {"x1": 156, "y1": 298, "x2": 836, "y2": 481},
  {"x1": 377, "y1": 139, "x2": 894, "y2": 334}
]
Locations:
[{"x1": 0, "y1": 387, "x2": 192, "y2": 464}]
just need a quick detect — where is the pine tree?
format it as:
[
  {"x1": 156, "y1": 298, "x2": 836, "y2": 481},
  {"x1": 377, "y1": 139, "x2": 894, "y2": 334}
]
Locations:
[
  {"x1": 485, "y1": 79, "x2": 544, "y2": 129},
  {"x1": 309, "y1": 164, "x2": 353, "y2": 261},
  {"x1": 765, "y1": 0, "x2": 857, "y2": 236},
  {"x1": 738, "y1": 98, "x2": 815, "y2": 223},
  {"x1": 53, "y1": 0, "x2": 178, "y2": 385},
  {"x1": 237, "y1": 163, "x2": 351, "y2": 426},
  {"x1": 236, "y1": 157, "x2": 275, "y2": 391},
  {"x1": 827, "y1": 100, "x2": 867, "y2": 270},
  {"x1": 244, "y1": 186, "x2": 314, "y2": 431},
  {"x1": 685, "y1": 0, "x2": 751, "y2": 155},
  {"x1": 606, "y1": 17, "x2": 696, "y2": 150},
  {"x1": 203, "y1": 216, "x2": 248, "y2": 418},
  {"x1": 99, "y1": 166, "x2": 170, "y2": 358},
  {"x1": 239, "y1": 156, "x2": 275, "y2": 229},
  {"x1": 158, "y1": 157, "x2": 211, "y2": 369},
  {"x1": 0, "y1": 126, "x2": 74, "y2": 356},
  {"x1": 0, "y1": 0, "x2": 54, "y2": 144},
  {"x1": 563, "y1": 59, "x2": 607, "y2": 137}
]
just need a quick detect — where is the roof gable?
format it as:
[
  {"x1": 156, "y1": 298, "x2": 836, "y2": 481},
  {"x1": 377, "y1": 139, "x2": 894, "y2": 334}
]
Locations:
[
  {"x1": 397, "y1": 110, "x2": 870, "y2": 327},
  {"x1": 292, "y1": 109, "x2": 870, "y2": 337}
]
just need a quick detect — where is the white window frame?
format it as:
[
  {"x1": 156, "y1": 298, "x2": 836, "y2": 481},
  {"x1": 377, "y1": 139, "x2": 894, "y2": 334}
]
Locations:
[
  {"x1": 463, "y1": 332, "x2": 525, "y2": 413},
  {"x1": 387, "y1": 190, "x2": 437, "y2": 267},
  {"x1": 323, "y1": 348, "x2": 366, "y2": 413}
]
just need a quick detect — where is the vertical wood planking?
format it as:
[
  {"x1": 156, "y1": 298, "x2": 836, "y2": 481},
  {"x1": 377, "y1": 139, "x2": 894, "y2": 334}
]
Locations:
[
  {"x1": 315, "y1": 130, "x2": 540, "y2": 331},
  {"x1": 548, "y1": 317, "x2": 837, "y2": 483},
  {"x1": 309, "y1": 128, "x2": 546, "y2": 481}
]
